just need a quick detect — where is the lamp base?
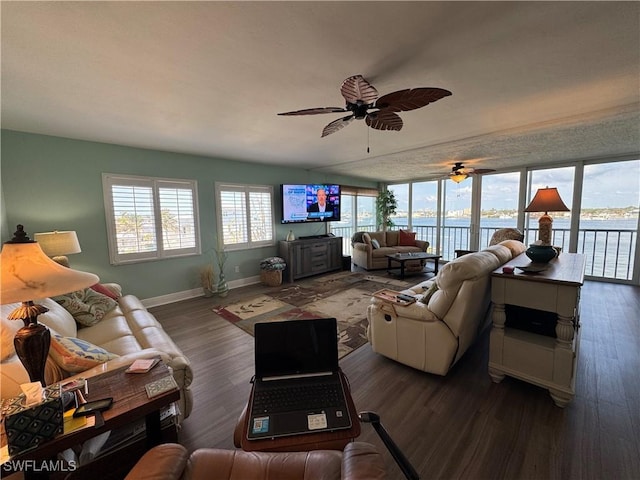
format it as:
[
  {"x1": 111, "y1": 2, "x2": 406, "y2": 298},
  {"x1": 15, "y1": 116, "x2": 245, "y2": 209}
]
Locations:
[
  {"x1": 525, "y1": 244, "x2": 558, "y2": 264},
  {"x1": 538, "y1": 214, "x2": 553, "y2": 245},
  {"x1": 9, "y1": 301, "x2": 52, "y2": 387},
  {"x1": 14, "y1": 323, "x2": 51, "y2": 387}
]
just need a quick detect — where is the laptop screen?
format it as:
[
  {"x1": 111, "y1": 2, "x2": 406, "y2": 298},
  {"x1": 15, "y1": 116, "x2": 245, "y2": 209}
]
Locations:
[{"x1": 254, "y1": 318, "x2": 339, "y2": 379}]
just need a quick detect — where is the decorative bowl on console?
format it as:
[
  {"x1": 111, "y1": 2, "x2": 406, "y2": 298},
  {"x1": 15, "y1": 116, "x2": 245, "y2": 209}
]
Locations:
[{"x1": 525, "y1": 244, "x2": 557, "y2": 263}]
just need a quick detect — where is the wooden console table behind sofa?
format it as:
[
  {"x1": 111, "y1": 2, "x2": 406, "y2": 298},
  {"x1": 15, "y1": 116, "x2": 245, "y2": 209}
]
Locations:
[{"x1": 488, "y1": 252, "x2": 585, "y2": 407}]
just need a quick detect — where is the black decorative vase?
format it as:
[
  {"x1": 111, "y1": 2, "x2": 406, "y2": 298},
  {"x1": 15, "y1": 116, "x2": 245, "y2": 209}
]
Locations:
[
  {"x1": 14, "y1": 323, "x2": 51, "y2": 386},
  {"x1": 525, "y1": 244, "x2": 557, "y2": 263}
]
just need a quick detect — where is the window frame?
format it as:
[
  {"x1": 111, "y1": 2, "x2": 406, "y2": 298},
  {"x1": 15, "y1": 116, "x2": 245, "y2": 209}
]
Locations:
[
  {"x1": 102, "y1": 173, "x2": 201, "y2": 265},
  {"x1": 215, "y1": 182, "x2": 276, "y2": 251}
]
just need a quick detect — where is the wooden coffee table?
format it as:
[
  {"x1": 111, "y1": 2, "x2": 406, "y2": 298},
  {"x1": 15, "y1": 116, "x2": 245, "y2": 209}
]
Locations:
[
  {"x1": 386, "y1": 252, "x2": 442, "y2": 279},
  {"x1": 2, "y1": 361, "x2": 180, "y2": 479}
]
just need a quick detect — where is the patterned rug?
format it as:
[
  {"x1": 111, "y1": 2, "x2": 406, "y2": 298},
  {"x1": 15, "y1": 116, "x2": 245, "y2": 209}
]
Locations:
[{"x1": 212, "y1": 271, "x2": 416, "y2": 359}]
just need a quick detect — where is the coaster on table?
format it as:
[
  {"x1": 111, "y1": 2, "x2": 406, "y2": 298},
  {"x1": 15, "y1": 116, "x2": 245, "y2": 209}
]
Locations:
[
  {"x1": 145, "y1": 375, "x2": 178, "y2": 399},
  {"x1": 126, "y1": 358, "x2": 160, "y2": 374}
]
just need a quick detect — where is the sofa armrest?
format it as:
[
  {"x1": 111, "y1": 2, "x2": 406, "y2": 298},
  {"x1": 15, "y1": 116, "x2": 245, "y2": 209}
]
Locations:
[
  {"x1": 372, "y1": 298, "x2": 440, "y2": 323},
  {"x1": 342, "y1": 442, "x2": 386, "y2": 480},
  {"x1": 353, "y1": 242, "x2": 371, "y2": 253},
  {"x1": 416, "y1": 239, "x2": 429, "y2": 252},
  {"x1": 64, "y1": 349, "x2": 170, "y2": 382},
  {"x1": 125, "y1": 443, "x2": 188, "y2": 480},
  {"x1": 352, "y1": 242, "x2": 373, "y2": 269}
]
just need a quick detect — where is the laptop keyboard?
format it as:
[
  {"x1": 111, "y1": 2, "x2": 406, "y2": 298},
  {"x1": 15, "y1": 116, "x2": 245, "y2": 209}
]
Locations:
[{"x1": 253, "y1": 381, "x2": 343, "y2": 414}]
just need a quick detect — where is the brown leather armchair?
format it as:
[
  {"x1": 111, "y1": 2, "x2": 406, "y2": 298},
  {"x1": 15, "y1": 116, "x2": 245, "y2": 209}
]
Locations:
[{"x1": 125, "y1": 442, "x2": 386, "y2": 480}]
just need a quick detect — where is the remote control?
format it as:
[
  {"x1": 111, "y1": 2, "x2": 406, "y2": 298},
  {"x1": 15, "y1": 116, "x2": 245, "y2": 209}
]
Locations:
[{"x1": 397, "y1": 294, "x2": 415, "y2": 302}]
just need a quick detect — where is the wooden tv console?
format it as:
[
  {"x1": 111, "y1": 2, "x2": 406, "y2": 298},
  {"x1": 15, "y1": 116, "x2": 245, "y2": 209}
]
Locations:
[{"x1": 278, "y1": 236, "x2": 342, "y2": 282}]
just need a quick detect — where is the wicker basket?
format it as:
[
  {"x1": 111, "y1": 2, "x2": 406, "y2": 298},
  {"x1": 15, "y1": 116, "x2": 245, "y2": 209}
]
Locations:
[{"x1": 260, "y1": 269, "x2": 282, "y2": 287}]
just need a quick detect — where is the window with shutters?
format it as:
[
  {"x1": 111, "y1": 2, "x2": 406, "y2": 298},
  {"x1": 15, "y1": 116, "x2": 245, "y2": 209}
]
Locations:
[
  {"x1": 102, "y1": 174, "x2": 200, "y2": 264},
  {"x1": 215, "y1": 182, "x2": 275, "y2": 250}
]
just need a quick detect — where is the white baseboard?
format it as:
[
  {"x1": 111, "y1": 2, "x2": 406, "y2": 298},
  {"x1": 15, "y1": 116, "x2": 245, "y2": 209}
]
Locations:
[{"x1": 141, "y1": 275, "x2": 262, "y2": 308}]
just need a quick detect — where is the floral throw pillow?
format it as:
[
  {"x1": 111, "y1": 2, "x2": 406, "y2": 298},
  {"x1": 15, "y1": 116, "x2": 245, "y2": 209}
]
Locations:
[
  {"x1": 53, "y1": 288, "x2": 118, "y2": 327},
  {"x1": 49, "y1": 334, "x2": 118, "y2": 373}
]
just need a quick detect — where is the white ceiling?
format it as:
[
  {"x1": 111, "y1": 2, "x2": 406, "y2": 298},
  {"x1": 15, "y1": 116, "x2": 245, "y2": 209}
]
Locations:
[{"x1": 2, "y1": 1, "x2": 639, "y2": 183}]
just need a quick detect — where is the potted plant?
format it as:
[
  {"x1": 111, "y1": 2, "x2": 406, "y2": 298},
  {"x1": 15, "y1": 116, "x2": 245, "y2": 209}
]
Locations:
[
  {"x1": 201, "y1": 234, "x2": 229, "y2": 297},
  {"x1": 376, "y1": 189, "x2": 397, "y2": 231},
  {"x1": 259, "y1": 257, "x2": 287, "y2": 286}
]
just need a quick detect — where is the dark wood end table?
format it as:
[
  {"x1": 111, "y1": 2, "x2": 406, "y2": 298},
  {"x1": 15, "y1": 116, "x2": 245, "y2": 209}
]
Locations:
[{"x1": 2, "y1": 361, "x2": 180, "y2": 479}]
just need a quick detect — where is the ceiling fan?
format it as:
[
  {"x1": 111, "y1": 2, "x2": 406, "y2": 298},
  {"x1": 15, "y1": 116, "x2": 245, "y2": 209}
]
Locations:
[
  {"x1": 448, "y1": 162, "x2": 496, "y2": 183},
  {"x1": 278, "y1": 75, "x2": 452, "y2": 137}
]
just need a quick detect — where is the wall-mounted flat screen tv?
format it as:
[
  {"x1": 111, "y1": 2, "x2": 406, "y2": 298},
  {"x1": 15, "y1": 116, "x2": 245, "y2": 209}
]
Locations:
[{"x1": 281, "y1": 184, "x2": 341, "y2": 223}]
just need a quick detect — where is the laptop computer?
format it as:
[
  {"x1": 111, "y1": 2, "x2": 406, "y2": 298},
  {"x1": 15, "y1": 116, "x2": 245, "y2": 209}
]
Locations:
[{"x1": 246, "y1": 317, "x2": 353, "y2": 440}]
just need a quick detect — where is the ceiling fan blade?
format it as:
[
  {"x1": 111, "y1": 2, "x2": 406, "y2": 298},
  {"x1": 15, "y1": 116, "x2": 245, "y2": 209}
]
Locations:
[
  {"x1": 376, "y1": 87, "x2": 452, "y2": 112},
  {"x1": 365, "y1": 111, "x2": 403, "y2": 131},
  {"x1": 278, "y1": 107, "x2": 348, "y2": 116},
  {"x1": 450, "y1": 162, "x2": 496, "y2": 176},
  {"x1": 321, "y1": 115, "x2": 354, "y2": 137},
  {"x1": 340, "y1": 75, "x2": 379, "y2": 105}
]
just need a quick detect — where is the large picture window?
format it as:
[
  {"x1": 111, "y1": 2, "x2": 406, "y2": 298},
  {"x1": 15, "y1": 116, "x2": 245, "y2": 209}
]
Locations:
[
  {"x1": 215, "y1": 182, "x2": 275, "y2": 250},
  {"x1": 103, "y1": 174, "x2": 200, "y2": 264}
]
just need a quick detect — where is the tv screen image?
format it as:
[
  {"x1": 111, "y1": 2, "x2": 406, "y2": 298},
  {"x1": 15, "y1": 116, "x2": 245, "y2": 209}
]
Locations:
[{"x1": 281, "y1": 184, "x2": 341, "y2": 224}]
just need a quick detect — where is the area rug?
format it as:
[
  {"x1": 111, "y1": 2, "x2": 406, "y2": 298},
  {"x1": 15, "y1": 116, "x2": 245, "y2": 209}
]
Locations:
[{"x1": 212, "y1": 271, "x2": 417, "y2": 359}]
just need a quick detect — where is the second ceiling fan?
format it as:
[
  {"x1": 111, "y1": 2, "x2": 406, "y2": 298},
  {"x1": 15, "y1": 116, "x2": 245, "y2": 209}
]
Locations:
[
  {"x1": 447, "y1": 162, "x2": 496, "y2": 183},
  {"x1": 278, "y1": 75, "x2": 452, "y2": 137}
]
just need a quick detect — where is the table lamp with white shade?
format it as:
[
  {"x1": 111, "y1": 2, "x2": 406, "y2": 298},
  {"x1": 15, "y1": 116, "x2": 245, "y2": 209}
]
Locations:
[
  {"x1": 33, "y1": 230, "x2": 82, "y2": 267},
  {"x1": 1, "y1": 225, "x2": 98, "y2": 386}
]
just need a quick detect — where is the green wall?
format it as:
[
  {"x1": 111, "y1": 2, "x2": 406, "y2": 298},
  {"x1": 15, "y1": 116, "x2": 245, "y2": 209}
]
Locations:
[{"x1": 1, "y1": 130, "x2": 377, "y2": 300}]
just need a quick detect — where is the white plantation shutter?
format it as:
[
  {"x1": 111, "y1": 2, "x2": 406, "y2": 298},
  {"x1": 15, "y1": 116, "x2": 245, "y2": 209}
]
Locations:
[
  {"x1": 111, "y1": 183, "x2": 157, "y2": 255},
  {"x1": 220, "y1": 188, "x2": 248, "y2": 245},
  {"x1": 159, "y1": 184, "x2": 197, "y2": 250},
  {"x1": 216, "y1": 183, "x2": 275, "y2": 250},
  {"x1": 249, "y1": 190, "x2": 273, "y2": 242},
  {"x1": 103, "y1": 174, "x2": 200, "y2": 264}
]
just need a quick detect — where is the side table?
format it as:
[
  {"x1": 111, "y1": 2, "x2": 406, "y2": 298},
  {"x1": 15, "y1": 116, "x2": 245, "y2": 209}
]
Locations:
[
  {"x1": 488, "y1": 252, "x2": 585, "y2": 407},
  {"x1": 2, "y1": 361, "x2": 180, "y2": 479}
]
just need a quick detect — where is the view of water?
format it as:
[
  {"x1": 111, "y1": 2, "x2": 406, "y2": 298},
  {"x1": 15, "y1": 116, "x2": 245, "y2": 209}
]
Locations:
[
  {"x1": 334, "y1": 216, "x2": 638, "y2": 280},
  {"x1": 388, "y1": 217, "x2": 638, "y2": 230}
]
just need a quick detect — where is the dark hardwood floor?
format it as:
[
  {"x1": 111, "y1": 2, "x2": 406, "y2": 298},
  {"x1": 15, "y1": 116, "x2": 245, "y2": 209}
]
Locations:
[{"x1": 150, "y1": 275, "x2": 640, "y2": 480}]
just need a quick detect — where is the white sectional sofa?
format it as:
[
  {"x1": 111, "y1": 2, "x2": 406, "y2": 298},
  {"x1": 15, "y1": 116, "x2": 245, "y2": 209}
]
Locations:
[
  {"x1": 367, "y1": 240, "x2": 526, "y2": 375},
  {"x1": 0, "y1": 283, "x2": 193, "y2": 422}
]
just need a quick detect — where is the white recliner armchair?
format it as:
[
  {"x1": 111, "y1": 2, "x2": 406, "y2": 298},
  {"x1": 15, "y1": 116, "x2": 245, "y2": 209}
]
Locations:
[{"x1": 367, "y1": 240, "x2": 526, "y2": 375}]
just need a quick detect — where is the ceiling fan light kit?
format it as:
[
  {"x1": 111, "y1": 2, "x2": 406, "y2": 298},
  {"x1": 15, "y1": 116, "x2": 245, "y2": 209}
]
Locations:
[
  {"x1": 449, "y1": 172, "x2": 469, "y2": 183},
  {"x1": 447, "y1": 162, "x2": 496, "y2": 183},
  {"x1": 278, "y1": 75, "x2": 452, "y2": 138}
]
